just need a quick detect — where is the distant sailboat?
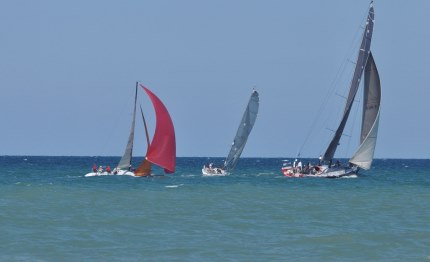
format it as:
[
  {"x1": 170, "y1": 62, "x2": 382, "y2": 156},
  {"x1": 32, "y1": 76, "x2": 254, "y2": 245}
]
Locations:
[
  {"x1": 282, "y1": 2, "x2": 380, "y2": 178},
  {"x1": 85, "y1": 83, "x2": 176, "y2": 177},
  {"x1": 203, "y1": 90, "x2": 259, "y2": 176}
]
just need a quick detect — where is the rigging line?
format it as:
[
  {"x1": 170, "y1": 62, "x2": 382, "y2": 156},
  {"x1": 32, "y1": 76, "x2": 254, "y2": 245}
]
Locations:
[
  {"x1": 320, "y1": 56, "x2": 355, "y2": 140},
  {"x1": 335, "y1": 91, "x2": 361, "y2": 104},
  {"x1": 325, "y1": 128, "x2": 352, "y2": 137},
  {"x1": 299, "y1": 52, "x2": 354, "y2": 157},
  {"x1": 297, "y1": 4, "x2": 371, "y2": 157},
  {"x1": 139, "y1": 104, "x2": 151, "y2": 150},
  {"x1": 98, "y1": 83, "x2": 133, "y2": 157},
  {"x1": 137, "y1": 95, "x2": 156, "y2": 159},
  {"x1": 345, "y1": 85, "x2": 362, "y2": 158},
  {"x1": 328, "y1": 7, "x2": 370, "y2": 130},
  {"x1": 297, "y1": 57, "x2": 349, "y2": 156},
  {"x1": 300, "y1": 20, "x2": 365, "y2": 154},
  {"x1": 347, "y1": 59, "x2": 357, "y2": 65},
  {"x1": 343, "y1": 2, "x2": 371, "y2": 76},
  {"x1": 341, "y1": 4, "x2": 373, "y2": 158},
  {"x1": 297, "y1": 29, "x2": 358, "y2": 156}
]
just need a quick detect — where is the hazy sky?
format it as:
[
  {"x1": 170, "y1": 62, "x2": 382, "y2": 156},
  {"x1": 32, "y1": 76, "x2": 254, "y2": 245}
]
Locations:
[{"x1": 1, "y1": 0, "x2": 429, "y2": 158}]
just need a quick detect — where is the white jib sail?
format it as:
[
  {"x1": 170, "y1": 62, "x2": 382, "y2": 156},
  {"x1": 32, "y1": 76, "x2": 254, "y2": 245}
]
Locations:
[{"x1": 350, "y1": 52, "x2": 381, "y2": 170}]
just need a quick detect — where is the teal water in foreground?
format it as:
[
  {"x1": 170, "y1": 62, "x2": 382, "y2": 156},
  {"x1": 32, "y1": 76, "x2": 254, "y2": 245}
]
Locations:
[{"x1": 1, "y1": 156, "x2": 429, "y2": 261}]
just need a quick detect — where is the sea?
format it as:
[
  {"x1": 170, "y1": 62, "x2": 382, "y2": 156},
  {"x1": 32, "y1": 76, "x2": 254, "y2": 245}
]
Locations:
[{"x1": 1, "y1": 156, "x2": 429, "y2": 261}]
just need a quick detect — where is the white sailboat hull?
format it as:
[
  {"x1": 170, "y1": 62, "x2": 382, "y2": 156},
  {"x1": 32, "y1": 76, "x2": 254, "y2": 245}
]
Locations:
[
  {"x1": 281, "y1": 165, "x2": 358, "y2": 178},
  {"x1": 84, "y1": 169, "x2": 137, "y2": 177},
  {"x1": 309, "y1": 166, "x2": 358, "y2": 178},
  {"x1": 202, "y1": 166, "x2": 228, "y2": 176},
  {"x1": 84, "y1": 172, "x2": 112, "y2": 177}
]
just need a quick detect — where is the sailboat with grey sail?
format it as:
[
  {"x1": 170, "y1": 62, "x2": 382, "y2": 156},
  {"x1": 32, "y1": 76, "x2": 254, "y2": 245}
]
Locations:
[
  {"x1": 203, "y1": 90, "x2": 259, "y2": 176},
  {"x1": 282, "y1": 2, "x2": 380, "y2": 178}
]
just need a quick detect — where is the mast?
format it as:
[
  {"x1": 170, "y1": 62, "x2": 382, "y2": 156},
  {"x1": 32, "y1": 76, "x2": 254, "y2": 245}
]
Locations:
[
  {"x1": 140, "y1": 105, "x2": 151, "y2": 149},
  {"x1": 117, "y1": 82, "x2": 138, "y2": 169},
  {"x1": 322, "y1": 2, "x2": 375, "y2": 162},
  {"x1": 224, "y1": 90, "x2": 259, "y2": 172},
  {"x1": 134, "y1": 105, "x2": 152, "y2": 176}
]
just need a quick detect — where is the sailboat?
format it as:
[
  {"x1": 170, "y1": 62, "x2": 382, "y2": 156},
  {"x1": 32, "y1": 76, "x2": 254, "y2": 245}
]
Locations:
[
  {"x1": 282, "y1": 2, "x2": 380, "y2": 178},
  {"x1": 202, "y1": 90, "x2": 259, "y2": 176},
  {"x1": 85, "y1": 83, "x2": 176, "y2": 177}
]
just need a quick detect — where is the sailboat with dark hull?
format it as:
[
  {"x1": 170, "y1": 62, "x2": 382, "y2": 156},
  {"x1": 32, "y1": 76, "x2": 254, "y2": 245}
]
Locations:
[
  {"x1": 202, "y1": 90, "x2": 259, "y2": 176},
  {"x1": 85, "y1": 83, "x2": 176, "y2": 177},
  {"x1": 282, "y1": 2, "x2": 380, "y2": 178}
]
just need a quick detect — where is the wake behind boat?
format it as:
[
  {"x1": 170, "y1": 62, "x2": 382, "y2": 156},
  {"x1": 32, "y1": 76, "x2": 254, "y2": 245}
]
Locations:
[
  {"x1": 202, "y1": 90, "x2": 259, "y2": 176},
  {"x1": 283, "y1": 2, "x2": 380, "y2": 178},
  {"x1": 85, "y1": 83, "x2": 176, "y2": 178}
]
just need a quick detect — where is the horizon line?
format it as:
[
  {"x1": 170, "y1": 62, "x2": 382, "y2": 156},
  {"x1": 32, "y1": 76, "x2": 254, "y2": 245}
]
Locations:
[{"x1": 1, "y1": 155, "x2": 429, "y2": 160}]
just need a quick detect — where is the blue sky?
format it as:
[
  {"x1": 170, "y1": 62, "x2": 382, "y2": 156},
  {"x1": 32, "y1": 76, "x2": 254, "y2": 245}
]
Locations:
[{"x1": 1, "y1": 0, "x2": 429, "y2": 158}]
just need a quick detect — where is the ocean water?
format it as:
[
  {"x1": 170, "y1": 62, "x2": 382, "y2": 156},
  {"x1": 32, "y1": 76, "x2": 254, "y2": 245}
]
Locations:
[{"x1": 1, "y1": 156, "x2": 429, "y2": 261}]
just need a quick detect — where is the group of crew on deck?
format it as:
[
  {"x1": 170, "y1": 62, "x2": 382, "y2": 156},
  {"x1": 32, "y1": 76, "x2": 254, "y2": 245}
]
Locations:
[
  {"x1": 291, "y1": 159, "x2": 313, "y2": 174},
  {"x1": 93, "y1": 164, "x2": 119, "y2": 175},
  {"x1": 92, "y1": 164, "x2": 134, "y2": 175},
  {"x1": 92, "y1": 164, "x2": 114, "y2": 174},
  {"x1": 289, "y1": 158, "x2": 342, "y2": 175},
  {"x1": 203, "y1": 163, "x2": 224, "y2": 174}
]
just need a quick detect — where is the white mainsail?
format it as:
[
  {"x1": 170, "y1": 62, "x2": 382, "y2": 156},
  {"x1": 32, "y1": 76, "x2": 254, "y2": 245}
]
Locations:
[
  {"x1": 349, "y1": 52, "x2": 380, "y2": 169},
  {"x1": 224, "y1": 90, "x2": 259, "y2": 172}
]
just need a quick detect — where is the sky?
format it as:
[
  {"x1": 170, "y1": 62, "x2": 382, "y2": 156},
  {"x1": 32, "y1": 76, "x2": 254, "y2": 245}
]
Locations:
[{"x1": 1, "y1": 0, "x2": 429, "y2": 159}]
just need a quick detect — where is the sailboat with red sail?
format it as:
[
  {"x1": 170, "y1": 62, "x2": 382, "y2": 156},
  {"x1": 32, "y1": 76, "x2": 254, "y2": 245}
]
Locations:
[{"x1": 85, "y1": 83, "x2": 176, "y2": 177}]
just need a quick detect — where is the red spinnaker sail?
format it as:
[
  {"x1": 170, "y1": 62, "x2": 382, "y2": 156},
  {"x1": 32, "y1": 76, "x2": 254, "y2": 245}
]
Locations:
[{"x1": 140, "y1": 84, "x2": 176, "y2": 173}]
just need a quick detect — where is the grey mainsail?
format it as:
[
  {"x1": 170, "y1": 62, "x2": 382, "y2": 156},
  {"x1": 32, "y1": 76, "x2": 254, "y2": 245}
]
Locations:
[
  {"x1": 349, "y1": 52, "x2": 380, "y2": 169},
  {"x1": 224, "y1": 90, "x2": 259, "y2": 172},
  {"x1": 322, "y1": 2, "x2": 375, "y2": 162},
  {"x1": 117, "y1": 82, "x2": 138, "y2": 169}
]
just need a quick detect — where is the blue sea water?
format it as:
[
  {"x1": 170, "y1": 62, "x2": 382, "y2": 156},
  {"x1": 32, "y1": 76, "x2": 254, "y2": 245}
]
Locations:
[{"x1": 1, "y1": 156, "x2": 430, "y2": 261}]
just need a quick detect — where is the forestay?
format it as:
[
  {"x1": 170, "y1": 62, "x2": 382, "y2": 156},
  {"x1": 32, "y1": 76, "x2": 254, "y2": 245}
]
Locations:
[
  {"x1": 322, "y1": 3, "x2": 375, "y2": 162},
  {"x1": 117, "y1": 83, "x2": 138, "y2": 169}
]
